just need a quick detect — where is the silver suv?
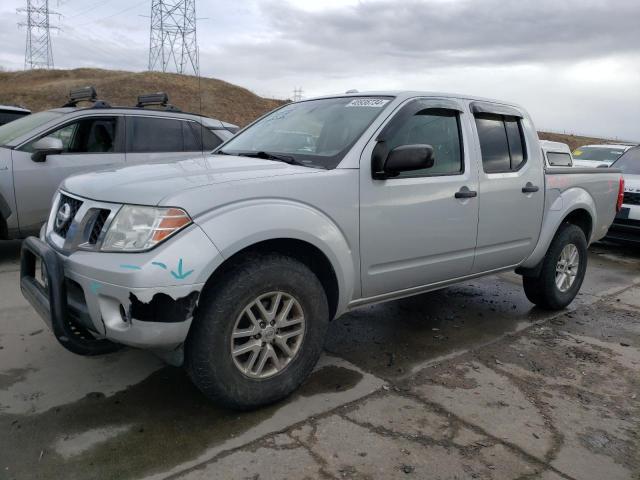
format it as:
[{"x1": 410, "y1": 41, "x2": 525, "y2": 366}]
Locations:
[{"x1": 0, "y1": 87, "x2": 236, "y2": 239}]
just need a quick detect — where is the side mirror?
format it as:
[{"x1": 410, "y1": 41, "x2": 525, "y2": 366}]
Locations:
[
  {"x1": 31, "y1": 136, "x2": 64, "y2": 162},
  {"x1": 375, "y1": 144, "x2": 434, "y2": 179}
]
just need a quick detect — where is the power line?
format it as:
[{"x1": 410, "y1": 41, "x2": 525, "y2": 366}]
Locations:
[
  {"x1": 18, "y1": 0, "x2": 59, "y2": 69},
  {"x1": 148, "y1": 0, "x2": 199, "y2": 76},
  {"x1": 73, "y1": 0, "x2": 147, "y2": 28}
]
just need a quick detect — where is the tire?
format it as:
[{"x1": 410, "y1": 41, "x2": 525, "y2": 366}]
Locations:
[
  {"x1": 523, "y1": 223, "x2": 588, "y2": 310},
  {"x1": 185, "y1": 253, "x2": 329, "y2": 410}
]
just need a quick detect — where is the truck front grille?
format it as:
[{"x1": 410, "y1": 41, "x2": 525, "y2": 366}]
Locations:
[
  {"x1": 88, "y1": 209, "x2": 111, "y2": 244},
  {"x1": 623, "y1": 191, "x2": 640, "y2": 206},
  {"x1": 53, "y1": 194, "x2": 83, "y2": 238}
]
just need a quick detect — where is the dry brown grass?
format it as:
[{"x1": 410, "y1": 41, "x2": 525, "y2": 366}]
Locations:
[
  {"x1": 0, "y1": 68, "x2": 285, "y2": 127},
  {"x1": 537, "y1": 131, "x2": 621, "y2": 151},
  {"x1": 0, "y1": 68, "x2": 624, "y2": 146}
]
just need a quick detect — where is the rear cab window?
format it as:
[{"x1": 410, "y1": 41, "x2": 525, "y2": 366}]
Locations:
[{"x1": 474, "y1": 113, "x2": 527, "y2": 173}]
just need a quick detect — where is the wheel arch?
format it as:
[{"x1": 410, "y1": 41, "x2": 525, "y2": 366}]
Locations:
[
  {"x1": 518, "y1": 188, "x2": 596, "y2": 272},
  {"x1": 201, "y1": 238, "x2": 341, "y2": 320},
  {"x1": 195, "y1": 199, "x2": 357, "y2": 318}
]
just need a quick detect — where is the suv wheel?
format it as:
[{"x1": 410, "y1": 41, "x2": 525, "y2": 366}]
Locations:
[
  {"x1": 185, "y1": 253, "x2": 329, "y2": 410},
  {"x1": 523, "y1": 223, "x2": 588, "y2": 310}
]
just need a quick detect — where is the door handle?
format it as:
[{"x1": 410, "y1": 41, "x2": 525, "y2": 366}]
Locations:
[
  {"x1": 522, "y1": 183, "x2": 540, "y2": 193},
  {"x1": 455, "y1": 188, "x2": 478, "y2": 199}
]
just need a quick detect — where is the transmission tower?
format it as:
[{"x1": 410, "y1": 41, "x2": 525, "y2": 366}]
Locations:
[
  {"x1": 18, "y1": 0, "x2": 58, "y2": 69},
  {"x1": 292, "y1": 87, "x2": 303, "y2": 101},
  {"x1": 148, "y1": 0, "x2": 199, "y2": 76}
]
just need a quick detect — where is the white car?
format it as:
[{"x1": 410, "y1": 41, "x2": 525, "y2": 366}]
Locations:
[
  {"x1": 606, "y1": 146, "x2": 640, "y2": 244},
  {"x1": 540, "y1": 140, "x2": 573, "y2": 167},
  {"x1": 572, "y1": 144, "x2": 634, "y2": 168}
]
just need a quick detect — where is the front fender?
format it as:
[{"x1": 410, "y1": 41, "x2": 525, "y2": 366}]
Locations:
[
  {"x1": 520, "y1": 187, "x2": 596, "y2": 269},
  {"x1": 195, "y1": 198, "x2": 356, "y2": 316}
]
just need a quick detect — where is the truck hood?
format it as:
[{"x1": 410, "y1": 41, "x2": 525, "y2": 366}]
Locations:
[{"x1": 62, "y1": 155, "x2": 321, "y2": 206}]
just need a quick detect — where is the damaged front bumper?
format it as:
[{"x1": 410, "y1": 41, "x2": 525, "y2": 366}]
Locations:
[{"x1": 20, "y1": 225, "x2": 217, "y2": 357}]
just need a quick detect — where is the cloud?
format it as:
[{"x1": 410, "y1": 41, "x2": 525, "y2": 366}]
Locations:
[{"x1": 1, "y1": 0, "x2": 639, "y2": 139}]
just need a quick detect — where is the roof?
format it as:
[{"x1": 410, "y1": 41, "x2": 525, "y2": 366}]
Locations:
[
  {"x1": 540, "y1": 140, "x2": 571, "y2": 154},
  {"x1": 0, "y1": 105, "x2": 31, "y2": 113},
  {"x1": 578, "y1": 144, "x2": 635, "y2": 150},
  {"x1": 306, "y1": 90, "x2": 525, "y2": 110},
  {"x1": 44, "y1": 105, "x2": 237, "y2": 130}
]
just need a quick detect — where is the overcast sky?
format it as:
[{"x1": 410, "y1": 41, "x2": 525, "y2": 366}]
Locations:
[{"x1": 1, "y1": 0, "x2": 639, "y2": 140}]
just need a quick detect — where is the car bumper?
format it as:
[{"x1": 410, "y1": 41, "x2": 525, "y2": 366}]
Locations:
[
  {"x1": 20, "y1": 227, "x2": 217, "y2": 354},
  {"x1": 605, "y1": 204, "x2": 640, "y2": 244}
]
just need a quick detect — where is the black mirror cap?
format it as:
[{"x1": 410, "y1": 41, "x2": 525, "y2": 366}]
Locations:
[
  {"x1": 374, "y1": 144, "x2": 434, "y2": 179},
  {"x1": 31, "y1": 148, "x2": 61, "y2": 162}
]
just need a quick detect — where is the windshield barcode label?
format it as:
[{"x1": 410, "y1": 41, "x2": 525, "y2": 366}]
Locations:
[{"x1": 345, "y1": 98, "x2": 390, "y2": 108}]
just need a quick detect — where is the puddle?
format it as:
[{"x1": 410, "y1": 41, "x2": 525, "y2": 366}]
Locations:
[{"x1": 0, "y1": 364, "x2": 370, "y2": 480}]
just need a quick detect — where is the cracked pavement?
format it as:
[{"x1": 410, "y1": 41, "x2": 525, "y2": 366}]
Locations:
[{"x1": 1, "y1": 239, "x2": 639, "y2": 479}]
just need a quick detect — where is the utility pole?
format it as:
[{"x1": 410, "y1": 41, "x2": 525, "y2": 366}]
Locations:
[
  {"x1": 292, "y1": 87, "x2": 303, "y2": 101},
  {"x1": 18, "y1": 0, "x2": 58, "y2": 69},
  {"x1": 148, "y1": 0, "x2": 199, "y2": 75}
]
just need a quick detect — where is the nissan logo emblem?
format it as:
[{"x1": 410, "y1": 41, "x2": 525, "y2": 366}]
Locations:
[{"x1": 55, "y1": 202, "x2": 72, "y2": 229}]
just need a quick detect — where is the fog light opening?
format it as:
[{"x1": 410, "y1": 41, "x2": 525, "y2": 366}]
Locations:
[{"x1": 119, "y1": 304, "x2": 129, "y2": 323}]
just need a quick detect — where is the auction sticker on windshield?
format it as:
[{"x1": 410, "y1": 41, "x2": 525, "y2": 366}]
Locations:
[{"x1": 346, "y1": 98, "x2": 390, "y2": 108}]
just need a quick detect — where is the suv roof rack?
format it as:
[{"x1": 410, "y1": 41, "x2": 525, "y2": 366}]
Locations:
[
  {"x1": 63, "y1": 86, "x2": 111, "y2": 108},
  {"x1": 135, "y1": 92, "x2": 181, "y2": 112}
]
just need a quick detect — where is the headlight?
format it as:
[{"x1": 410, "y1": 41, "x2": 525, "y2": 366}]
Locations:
[{"x1": 101, "y1": 205, "x2": 191, "y2": 252}]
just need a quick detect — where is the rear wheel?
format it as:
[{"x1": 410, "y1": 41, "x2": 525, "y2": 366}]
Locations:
[
  {"x1": 523, "y1": 223, "x2": 588, "y2": 310},
  {"x1": 185, "y1": 253, "x2": 329, "y2": 410}
]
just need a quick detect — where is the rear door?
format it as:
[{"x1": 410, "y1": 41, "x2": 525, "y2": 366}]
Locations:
[
  {"x1": 360, "y1": 98, "x2": 479, "y2": 298},
  {"x1": 470, "y1": 102, "x2": 544, "y2": 272},
  {"x1": 125, "y1": 116, "x2": 209, "y2": 164},
  {"x1": 12, "y1": 115, "x2": 125, "y2": 234}
]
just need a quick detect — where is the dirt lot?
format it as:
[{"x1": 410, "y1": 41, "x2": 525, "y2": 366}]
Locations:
[{"x1": 0, "y1": 240, "x2": 639, "y2": 480}]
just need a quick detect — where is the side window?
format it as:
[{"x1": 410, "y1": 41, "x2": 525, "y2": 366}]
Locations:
[
  {"x1": 48, "y1": 123, "x2": 78, "y2": 152},
  {"x1": 22, "y1": 117, "x2": 119, "y2": 154},
  {"x1": 127, "y1": 117, "x2": 184, "y2": 153},
  {"x1": 183, "y1": 121, "x2": 202, "y2": 151},
  {"x1": 201, "y1": 127, "x2": 224, "y2": 151},
  {"x1": 475, "y1": 114, "x2": 527, "y2": 173},
  {"x1": 546, "y1": 152, "x2": 572, "y2": 167},
  {"x1": 385, "y1": 108, "x2": 463, "y2": 177}
]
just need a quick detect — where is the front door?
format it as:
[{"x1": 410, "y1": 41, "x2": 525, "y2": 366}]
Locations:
[
  {"x1": 13, "y1": 115, "x2": 125, "y2": 235},
  {"x1": 360, "y1": 98, "x2": 479, "y2": 298},
  {"x1": 470, "y1": 104, "x2": 545, "y2": 272}
]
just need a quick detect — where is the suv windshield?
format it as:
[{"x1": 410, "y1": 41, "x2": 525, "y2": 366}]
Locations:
[
  {"x1": 612, "y1": 146, "x2": 640, "y2": 175},
  {"x1": 218, "y1": 96, "x2": 393, "y2": 169},
  {"x1": 572, "y1": 146, "x2": 626, "y2": 162},
  {"x1": 0, "y1": 111, "x2": 64, "y2": 147}
]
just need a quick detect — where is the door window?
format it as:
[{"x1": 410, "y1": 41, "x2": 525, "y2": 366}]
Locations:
[
  {"x1": 385, "y1": 108, "x2": 463, "y2": 177},
  {"x1": 127, "y1": 117, "x2": 185, "y2": 153},
  {"x1": 22, "y1": 117, "x2": 119, "y2": 153},
  {"x1": 183, "y1": 121, "x2": 202, "y2": 151},
  {"x1": 475, "y1": 114, "x2": 527, "y2": 173},
  {"x1": 201, "y1": 127, "x2": 224, "y2": 151}
]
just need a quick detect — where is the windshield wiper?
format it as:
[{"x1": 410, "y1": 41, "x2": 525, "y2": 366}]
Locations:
[{"x1": 236, "y1": 151, "x2": 307, "y2": 167}]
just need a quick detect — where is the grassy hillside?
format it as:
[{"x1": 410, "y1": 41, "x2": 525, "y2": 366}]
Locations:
[
  {"x1": 0, "y1": 68, "x2": 285, "y2": 127},
  {"x1": 0, "y1": 68, "x2": 625, "y2": 147},
  {"x1": 537, "y1": 131, "x2": 623, "y2": 151}
]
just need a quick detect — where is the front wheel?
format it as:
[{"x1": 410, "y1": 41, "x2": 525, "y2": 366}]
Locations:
[
  {"x1": 185, "y1": 253, "x2": 329, "y2": 410},
  {"x1": 523, "y1": 223, "x2": 588, "y2": 310}
]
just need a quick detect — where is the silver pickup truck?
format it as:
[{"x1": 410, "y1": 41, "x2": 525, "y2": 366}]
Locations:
[{"x1": 20, "y1": 91, "x2": 624, "y2": 409}]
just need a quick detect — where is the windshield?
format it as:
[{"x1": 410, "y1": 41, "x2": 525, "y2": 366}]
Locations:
[
  {"x1": 218, "y1": 96, "x2": 393, "y2": 169},
  {"x1": 0, "y1": 111, "x2": 64, "y2": 146},
  {"x1": 612, "y1": 147, "x2": 640, "y2": 175},
  {"x1": 572, "y1": 146, "x2": 626, "y2": 162}
]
